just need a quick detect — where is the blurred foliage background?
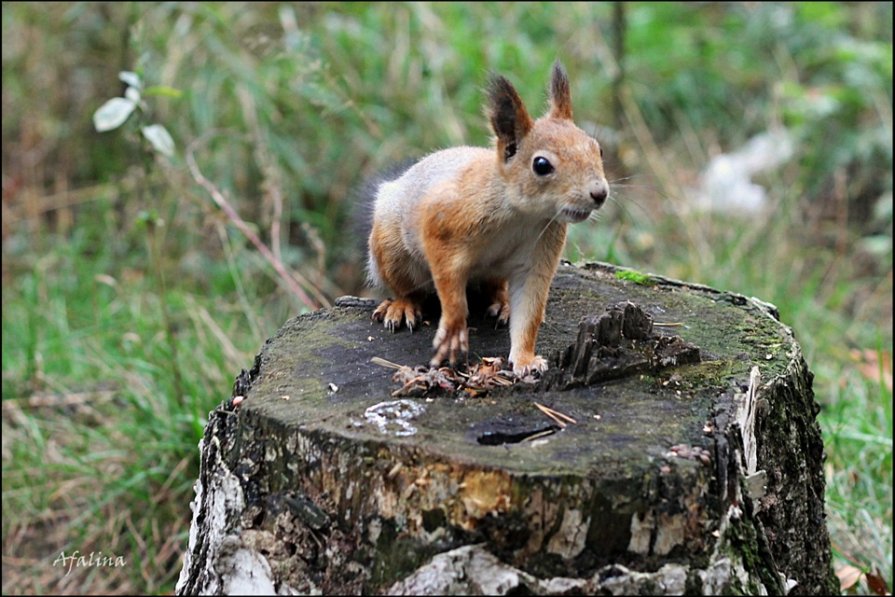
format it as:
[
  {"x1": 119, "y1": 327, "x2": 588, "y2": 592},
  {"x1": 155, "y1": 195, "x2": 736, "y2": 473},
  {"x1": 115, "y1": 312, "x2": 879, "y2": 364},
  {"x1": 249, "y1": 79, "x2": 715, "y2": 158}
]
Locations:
[{"x1": 1, "y1": 2, "x2": 891, "y2": 594}]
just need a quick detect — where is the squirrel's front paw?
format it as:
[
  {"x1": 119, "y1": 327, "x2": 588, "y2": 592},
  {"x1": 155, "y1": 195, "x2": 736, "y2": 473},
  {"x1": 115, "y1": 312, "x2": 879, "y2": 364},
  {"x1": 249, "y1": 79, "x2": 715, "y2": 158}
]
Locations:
[
  {"x1": 510, "y1": 354, "x2": 548, "y2": 377},
  {"x1": 372, "y1": 298, "x2": 423, "y2": 332},
  {"x1": 430, "y1": 320, "x2": 468, "y2": 367}
]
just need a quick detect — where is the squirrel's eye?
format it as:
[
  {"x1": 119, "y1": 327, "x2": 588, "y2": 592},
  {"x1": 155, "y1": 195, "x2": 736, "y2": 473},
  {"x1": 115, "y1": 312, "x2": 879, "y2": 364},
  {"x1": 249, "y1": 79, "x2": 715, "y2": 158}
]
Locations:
[
  {"x1": 599, "y1": 145, "x2": 604, "y2": 158},
  {"x1": 532, "y1": 156, "x2": 554, "y2": 176}
]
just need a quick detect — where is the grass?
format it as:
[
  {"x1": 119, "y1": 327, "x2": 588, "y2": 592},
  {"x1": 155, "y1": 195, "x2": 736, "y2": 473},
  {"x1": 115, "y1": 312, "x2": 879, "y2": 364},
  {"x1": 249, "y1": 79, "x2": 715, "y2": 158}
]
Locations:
[
  {"x1": 821, "y1": 346, "x2": 893, "y2": 587},
  {"x1": 2, "y1": 2, "x2": 892, "y2": 594},
  {"x1": 1, "y1": 199, "x2": 264, "y2": 592}
]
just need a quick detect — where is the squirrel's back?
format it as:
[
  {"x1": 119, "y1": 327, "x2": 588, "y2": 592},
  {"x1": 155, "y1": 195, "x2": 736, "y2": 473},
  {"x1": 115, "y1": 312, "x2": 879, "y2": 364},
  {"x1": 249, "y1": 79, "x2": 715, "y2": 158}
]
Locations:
[
  {"x1": 367, "y1": 146, "x2": 492, "y2": 288},
  {"x1": 374, "y1": 146, "x2": 490, "y2": 217}
]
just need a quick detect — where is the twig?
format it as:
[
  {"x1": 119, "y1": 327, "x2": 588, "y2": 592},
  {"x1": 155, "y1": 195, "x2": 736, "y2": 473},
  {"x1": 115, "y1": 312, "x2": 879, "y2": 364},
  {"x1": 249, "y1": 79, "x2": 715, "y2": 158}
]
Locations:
[
  {"x1": 185, "y1": 132, "x2": 328, "y2": 309},
  {"x1": 2, "y1": 183, "x2": 116, "y2": 224},
  {"x1": 1, "y1": 390, "x2": 116, "y2": 412},
  {"x1": 237, "y1": 86, "x2": 285, "y2": 265}
]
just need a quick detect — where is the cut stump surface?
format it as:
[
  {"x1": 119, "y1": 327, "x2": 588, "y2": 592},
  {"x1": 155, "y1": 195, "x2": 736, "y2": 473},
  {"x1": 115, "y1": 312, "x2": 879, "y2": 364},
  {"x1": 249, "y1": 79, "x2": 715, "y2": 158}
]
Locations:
[{"x1": 176, "y1": 262, "x2": 837, "y2": 596}]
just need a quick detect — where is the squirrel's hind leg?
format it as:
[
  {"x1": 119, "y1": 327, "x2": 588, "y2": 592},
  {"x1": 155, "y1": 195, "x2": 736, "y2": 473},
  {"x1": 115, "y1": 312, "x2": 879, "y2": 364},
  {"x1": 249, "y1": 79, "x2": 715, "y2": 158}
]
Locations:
[
  {"x1": 372, "y1": 295, "x2": 425, "y2": 332},
  {"x1": 369, "y1": 222, "x2": 428, "y2": 332},
  {"x1": 483, "y1": 278, "x2": 510, "y2": 326}
]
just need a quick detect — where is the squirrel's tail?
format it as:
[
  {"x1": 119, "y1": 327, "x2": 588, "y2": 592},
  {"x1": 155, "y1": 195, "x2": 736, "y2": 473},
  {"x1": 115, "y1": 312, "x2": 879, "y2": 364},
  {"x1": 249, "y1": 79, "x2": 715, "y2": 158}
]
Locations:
[{"x1": 348, "y1": 158, "x2": 417, "y2": 281}]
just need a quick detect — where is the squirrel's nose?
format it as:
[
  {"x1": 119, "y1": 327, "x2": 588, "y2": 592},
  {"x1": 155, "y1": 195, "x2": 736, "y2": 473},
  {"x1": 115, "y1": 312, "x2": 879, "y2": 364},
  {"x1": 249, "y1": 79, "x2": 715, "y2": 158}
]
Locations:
[{"x1": 590, "y1": 182, "x2": 609, "y2": 207}]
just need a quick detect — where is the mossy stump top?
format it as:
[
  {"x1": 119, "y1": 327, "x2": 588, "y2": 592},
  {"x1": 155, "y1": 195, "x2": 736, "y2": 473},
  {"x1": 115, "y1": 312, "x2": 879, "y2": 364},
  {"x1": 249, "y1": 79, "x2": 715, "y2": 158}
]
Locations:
[{"x1": 176, "y1": 262, "x2": 837, "y2": 596}]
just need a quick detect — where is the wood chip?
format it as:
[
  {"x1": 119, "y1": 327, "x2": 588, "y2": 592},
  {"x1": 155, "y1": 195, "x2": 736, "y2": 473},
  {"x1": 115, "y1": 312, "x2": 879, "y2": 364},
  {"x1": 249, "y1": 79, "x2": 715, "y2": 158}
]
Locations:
[{"x1": 371, "y1": 356, "x2": 402, "y2": 370}]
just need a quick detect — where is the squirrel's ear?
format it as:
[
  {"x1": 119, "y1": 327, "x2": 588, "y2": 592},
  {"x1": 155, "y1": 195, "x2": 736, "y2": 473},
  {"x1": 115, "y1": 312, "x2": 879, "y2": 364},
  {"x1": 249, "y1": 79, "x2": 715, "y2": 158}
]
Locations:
[
  {"x1": 548, "y1": 60, "x2": 573, "y2": 120},
  {"x1": 487, "y1": 74, "x2": 534, "y2": 162}
]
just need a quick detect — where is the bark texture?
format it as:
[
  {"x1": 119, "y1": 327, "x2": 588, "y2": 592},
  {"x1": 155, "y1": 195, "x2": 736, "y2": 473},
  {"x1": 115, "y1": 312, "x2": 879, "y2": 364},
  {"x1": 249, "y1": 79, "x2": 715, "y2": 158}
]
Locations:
[{"x1": 176, "y1": 262, "x2": 838, "y2": 596}]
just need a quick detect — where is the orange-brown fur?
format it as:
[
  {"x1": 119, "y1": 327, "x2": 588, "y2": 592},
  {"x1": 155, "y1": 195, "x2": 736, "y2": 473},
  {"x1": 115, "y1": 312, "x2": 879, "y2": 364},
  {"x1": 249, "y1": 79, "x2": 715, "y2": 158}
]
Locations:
[{"x1": 367, "y1": 61, "x2": 609, "y2": 375}]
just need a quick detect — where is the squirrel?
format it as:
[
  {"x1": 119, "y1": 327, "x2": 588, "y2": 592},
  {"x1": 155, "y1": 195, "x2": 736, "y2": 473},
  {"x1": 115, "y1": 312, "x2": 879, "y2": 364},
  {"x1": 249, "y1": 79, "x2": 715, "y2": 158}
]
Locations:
[{"x1": 366, "y1": 61, "x2": 609, "y2": 376}]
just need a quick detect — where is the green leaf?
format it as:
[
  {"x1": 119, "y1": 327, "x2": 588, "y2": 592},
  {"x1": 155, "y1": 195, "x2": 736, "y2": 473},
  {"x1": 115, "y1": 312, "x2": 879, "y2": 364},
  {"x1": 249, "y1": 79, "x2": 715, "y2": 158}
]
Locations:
[
  {"x1": 93, "y1": 97, "x2": 137, "y2": 132},
  {"x1": 141, "y1": 124, "x2": 175, "y2": 157}
]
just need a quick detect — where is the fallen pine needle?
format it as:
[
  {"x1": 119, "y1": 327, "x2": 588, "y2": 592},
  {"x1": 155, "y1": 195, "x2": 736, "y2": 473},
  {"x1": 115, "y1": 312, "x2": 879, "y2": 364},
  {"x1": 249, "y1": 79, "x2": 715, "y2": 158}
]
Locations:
[
  {"x1": 522, "y1": 428, "x2": 558, "y2": 442},
  {"x1": 533, "y1": 403, "x2": 566, "y2": 428},
  {"x1": 533, "y1": 401, "x2": 577, "y2": 425}
]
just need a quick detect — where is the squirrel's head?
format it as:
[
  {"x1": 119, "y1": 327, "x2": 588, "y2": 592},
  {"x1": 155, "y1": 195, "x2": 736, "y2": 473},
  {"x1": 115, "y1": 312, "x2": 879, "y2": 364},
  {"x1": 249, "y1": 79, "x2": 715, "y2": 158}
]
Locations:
[{"x1": 486, "y1": 61, "x2": 609, "y2": 222}]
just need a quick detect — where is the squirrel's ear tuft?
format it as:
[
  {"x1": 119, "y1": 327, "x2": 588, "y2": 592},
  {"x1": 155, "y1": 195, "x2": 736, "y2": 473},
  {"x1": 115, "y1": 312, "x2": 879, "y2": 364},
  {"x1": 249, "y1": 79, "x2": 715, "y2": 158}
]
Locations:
[
  {"x1": 487, "y1": 74, "x2": 534, "y2": 162},
  {"x1": 548, "y1": 60, "x2": 573, "y2": 120}
]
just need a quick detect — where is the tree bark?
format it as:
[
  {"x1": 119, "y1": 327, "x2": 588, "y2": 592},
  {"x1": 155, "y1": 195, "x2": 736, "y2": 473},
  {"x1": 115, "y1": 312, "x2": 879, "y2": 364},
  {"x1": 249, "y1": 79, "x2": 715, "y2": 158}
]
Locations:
[{"x1": 176, "y1": 262, "x2": 838, "y2": 596}]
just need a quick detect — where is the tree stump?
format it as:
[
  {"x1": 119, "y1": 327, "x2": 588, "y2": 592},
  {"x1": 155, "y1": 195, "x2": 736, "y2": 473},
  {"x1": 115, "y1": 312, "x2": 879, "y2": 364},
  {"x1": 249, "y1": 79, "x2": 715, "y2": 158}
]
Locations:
[{"x1": 176, "y1": 262, "x2": 838, "y2": 596}]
